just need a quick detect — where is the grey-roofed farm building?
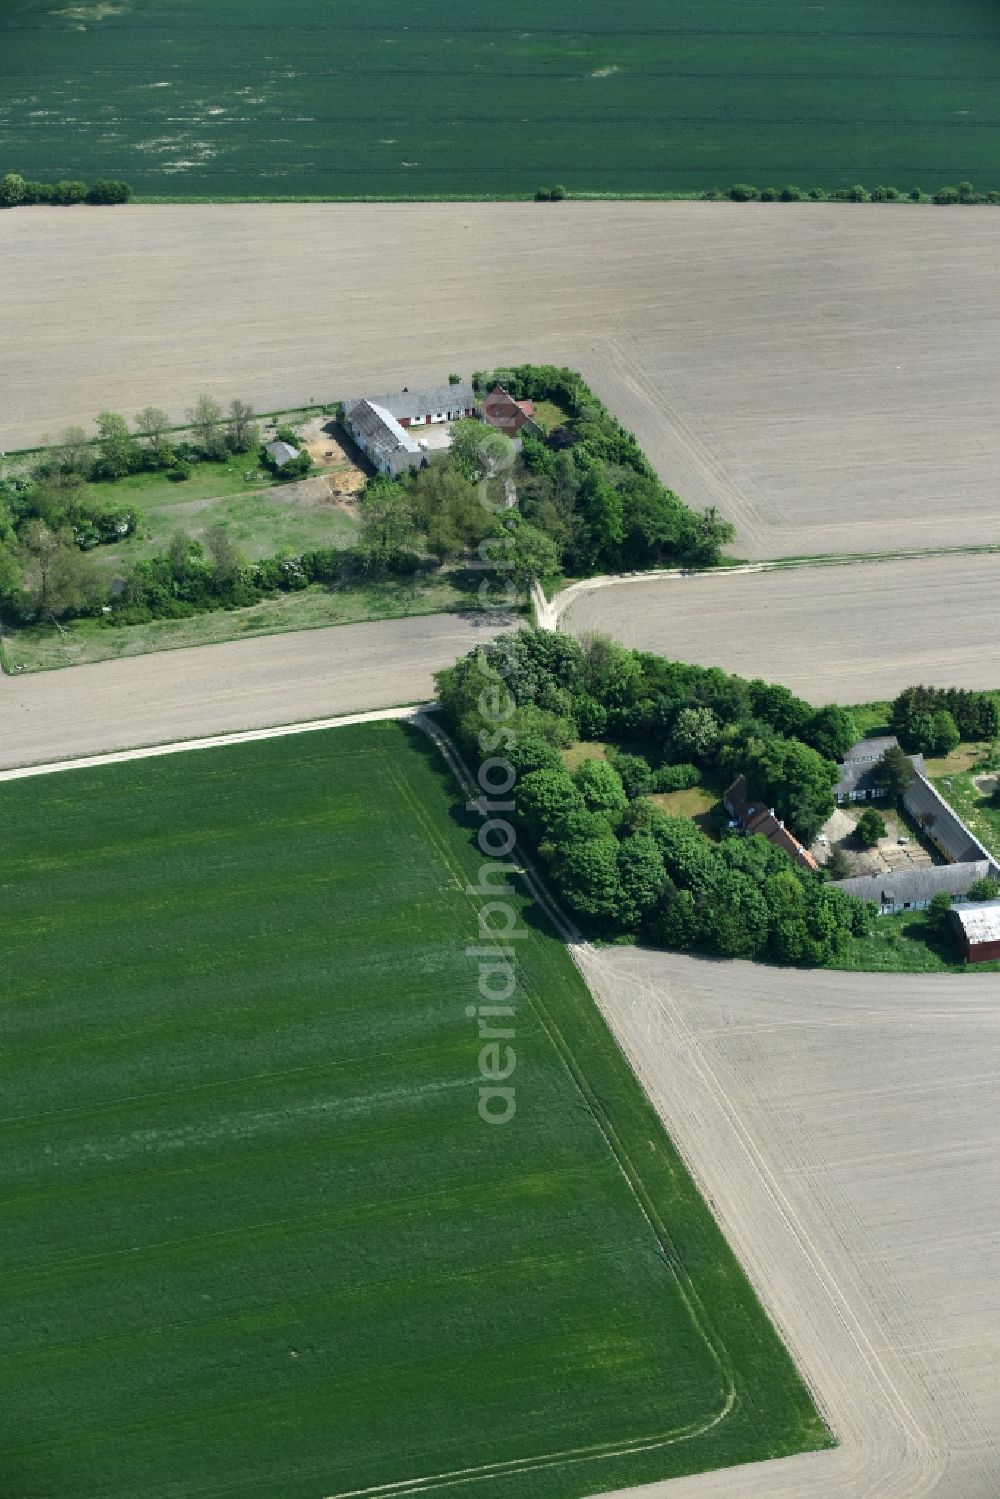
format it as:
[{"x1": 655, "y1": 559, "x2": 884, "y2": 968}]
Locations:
[
  {"x1": 837, "y1": 860, "x2": 992, "y2": 915},
  {"x1": 363, "y1": 382, "x2": 475, "y2": 428},
  {"x1": 903, "y1": 770, "x2": 996, "y2": 868},
  {"x1": 342, "y1": 399, "x2": 421, "y2": 479}
]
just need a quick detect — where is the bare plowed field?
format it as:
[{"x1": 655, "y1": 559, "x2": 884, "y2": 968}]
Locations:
[
  {"x1": 558, "y1": 555, "x2": 1000, "y2": 703},
  {"x1": 578, "y1": 946, "x2": 1000, "y2": 1499},
  {"x1": 0, "y1": 612, "x2": 504, "y2": 769},
  {"x1": 4, "y1": 204, "x2": 1000, "y2": 559}
]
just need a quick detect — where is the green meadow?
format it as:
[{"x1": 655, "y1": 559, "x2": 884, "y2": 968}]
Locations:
[
  {"x1": 2, "y1": 0, "x2": 1000, "y2": 197},
  {"x1": 0, "y1": 721, "x2": 827, "y2": 1499}
]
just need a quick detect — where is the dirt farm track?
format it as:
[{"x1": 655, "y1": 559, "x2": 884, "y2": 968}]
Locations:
[{"x1": 3, "y1": 202, "x2": 1000, "y2": 561}]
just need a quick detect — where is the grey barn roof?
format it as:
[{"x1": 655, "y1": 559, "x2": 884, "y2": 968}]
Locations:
[
  {"x1": 836, "y1": 860, "x2": 991, "y2": 907},
  {"x1": 903, "y1": 772, "x2": 994, "y2": 866},
  {"x1": 344, "y1": 398, "x2": 419, "y2": 464},
  {"x1": 359, "y1": 383, "x2": 475, "y2": 421},
  {"x1": 833, "y1": 737, "x2": 925, "y2": 801},
  {"x1": 842, "y1": 735, "x2": 899, "y2": 764}
]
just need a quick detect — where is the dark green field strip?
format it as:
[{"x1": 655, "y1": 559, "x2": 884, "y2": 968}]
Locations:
[
  {"x1": 2, "y1": 0, "x2": 1000, "y2": 195},
  {"x1": 0, "y1": 723, "x2": 825, "y2": 1498}
]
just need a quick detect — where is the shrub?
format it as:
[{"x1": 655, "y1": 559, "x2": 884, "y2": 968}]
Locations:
[
  {"x1": 967, "y1": 877, "x2": 1000, "y2": 902},
  {"x1": 534, "y1": 184, "x2": 567, "y2": 202},
  {"x1": 85, "y1": 179, "x2": 132, "y2": 204},
  {"x1": 650, "y1": 762, "x2": 699, "y2": 793},
  {"x1": 759, "y1": 187, "x2": 777, "y2": 202},
  {"x1": 0, "y1": 172, "x2": 26, "y2": 207},
  {"x1": 856, "y1": 808, "x2": 886, "y2": 848},
  {"x1": 729, "y1": 183, "x2": 759, "y2": 201},
  {"x1": 779, "y1": 184, "x2": 803, "y2": 201},
  {"x1": 933, "y1": 185, "x2": 960, "y2": 204},
  {"x1": 53, "y1": 179, "x2": 87, "y2": 205}
]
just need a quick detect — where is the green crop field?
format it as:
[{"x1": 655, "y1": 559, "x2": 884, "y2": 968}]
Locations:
[
  {"x1": 2, "y1": 0, "x2": 1000, "y2": 198},
  {"x1": 0, "y1": 722, "x2": 827, "y2": 1499}
]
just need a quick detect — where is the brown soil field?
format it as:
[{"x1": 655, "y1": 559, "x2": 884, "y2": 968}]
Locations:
[
  {"x1": 3, "y1": 203, "x2": 1000, "y2": 560},
  {"x1": 579, "y1": 946, "x2": 1000, "y2": 1498},
  {"x1": 0, "y1": 611, "x2": 506, "y2": 768},
  {"x1": 558, "y1": 555, "x2": 1000, "y2": 704}
]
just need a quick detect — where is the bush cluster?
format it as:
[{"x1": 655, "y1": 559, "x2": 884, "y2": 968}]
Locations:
[
  {"x1": 890, "y1": 685, "x2": 999, "y2": 754},
  {"x1": 0, "y1": 172, "x2": 132, "y2": 207},
  {"x1": 712, "y1": 181, "x2": 1000, "y2": 205},
  {"x1": 437, "y1": 629, "x2": 875, "y2": 963}
]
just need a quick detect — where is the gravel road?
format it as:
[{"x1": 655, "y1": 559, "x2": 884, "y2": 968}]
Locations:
[
  {"x1": 559, "y1": 555, "x2": 1000, "y2": 703},
  {"x1": 579, "y1": 946, "x2": 1000, "y2": 1499},
  {"x1": 4, "y1": 203, "x2": 1000, "y2": 560},
  {"x1": 0, "y1": 612, "x2": 504, "y2": 769}
]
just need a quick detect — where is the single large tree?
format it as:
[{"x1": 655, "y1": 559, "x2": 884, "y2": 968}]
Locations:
[
  {"x1": 134, "y1": 406, "x2": 173, "y2": 465},
  {"x1": 228, "y1": 399, "x2": 259, "y2": 453},
  {"x1": 358, "y1": 479, "x2": 416, "y2": 573},
  {"x1": 872, "y1": 744, "x2": 915, "y2": 800},
  {"x1": 187, "y1": 394, "x2": 226, "y2": 458},
  {"x1": 95, "y1": 411, "x2": 141, "y2": 480}
]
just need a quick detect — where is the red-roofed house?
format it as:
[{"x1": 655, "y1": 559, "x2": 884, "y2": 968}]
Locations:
[
  {"x1": 480, "y1": 385, "x2": 538, "y2": 438},
  {"x1": 724, "y1": 774, "x2": 819, "y2": 874}
]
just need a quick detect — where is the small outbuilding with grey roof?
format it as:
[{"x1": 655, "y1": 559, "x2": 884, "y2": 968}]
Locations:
[{"x1": 265, "y1": 439, "x2": 300, "y2": 468}]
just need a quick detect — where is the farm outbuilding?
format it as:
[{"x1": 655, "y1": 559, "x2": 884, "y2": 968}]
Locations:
[
  {"x1": 950, "y1": 900, "x2": 1000, "y2": 963},
  {"x1": 265, "y1": 439, "x2": 299, "y2": 467},
  {"x1": 837, "y1": 860, "x2": 992, "y2": 916}
]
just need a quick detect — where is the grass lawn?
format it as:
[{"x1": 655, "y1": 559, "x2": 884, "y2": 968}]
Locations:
[
  {"x1": 0, "y1": 722, "x2": 828, "y2": 1499},
  {"x1": 560, "y1": 739, "x2": 608, "y2": 771},
  {"x1": 829, "y1": 906, "x2": 1000, "y2": 975},
  {"x1": 4, "y1": 0, "x2": 1000, "y2": 197},
  {"x1": 0, "y1": 576, "x2": 473, "y2": 673},
  {"x1": 530, "y1": 399, "x2": 573, "y2": 435},
  {"x1": 648, "y1": 786, "x2": 720, "y2": 833},
  {"x1": 82, "y1": 452, "x2": 361, "y2": 568}
]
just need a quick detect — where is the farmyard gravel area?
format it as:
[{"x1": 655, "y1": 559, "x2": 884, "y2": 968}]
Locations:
[{"x1": 4, "y1": 203, "x2": 1000, "y2": 560}]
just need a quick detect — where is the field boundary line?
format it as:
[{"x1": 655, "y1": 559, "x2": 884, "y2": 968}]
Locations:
[
  {"x1": 544, "y1": 544, "x2": 1000, "y2": 630},
  {"x1": 0, "y1": 704, "x2": 436, "y2": 781}
]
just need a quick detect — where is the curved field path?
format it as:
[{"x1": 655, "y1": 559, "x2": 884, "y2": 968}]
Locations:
[
  {"x1": 558, "y1": 555, "x2": 1000, "y2": 703},
  {"x1": 4, "y1": 203, "x2": 1000, "y2": 561}
]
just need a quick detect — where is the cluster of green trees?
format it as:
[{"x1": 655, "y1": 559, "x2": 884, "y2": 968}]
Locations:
[
  {"x1": 436, "y1": 629, "x2": 874, "y2": 963},
  {"x1": 889, "y1": 685, "x2": 999, "y2": 755},
  {"x1": 718, "y1": 181, "x2": 1000, "y2": 204},
  {"x1": 0, "y1": 397, "x2": 264, "y2": 625},
  {"x1": 486, "y1": 364, "x2": 733, "y2": 571},
  {"x1": 0, "y1": 172, "x2": 131, "y2": 207},
  {"x1": 355, "y1": 368, "x2": 733, "y2": 583},
  {"x1": 111, "y1": 532, "x2": 344, "y2": 625}
]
